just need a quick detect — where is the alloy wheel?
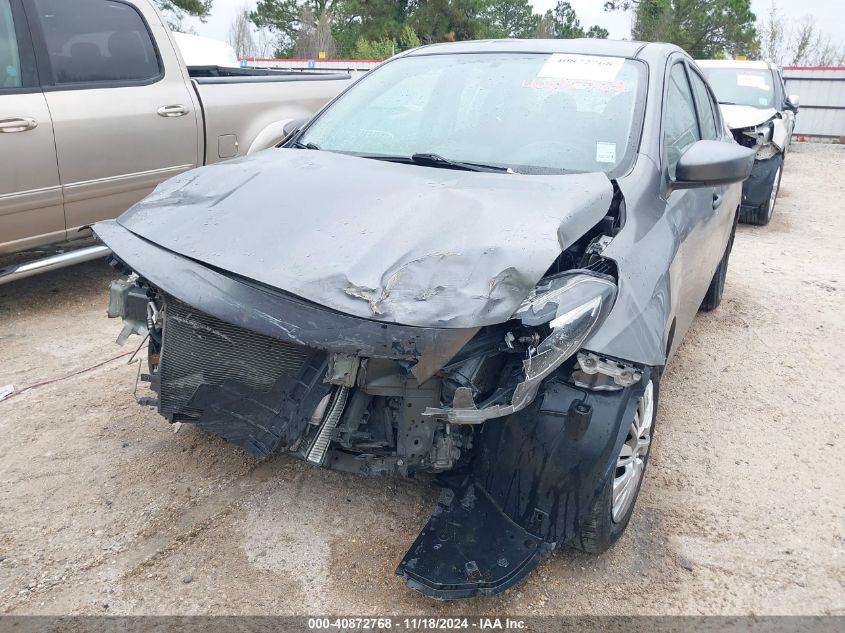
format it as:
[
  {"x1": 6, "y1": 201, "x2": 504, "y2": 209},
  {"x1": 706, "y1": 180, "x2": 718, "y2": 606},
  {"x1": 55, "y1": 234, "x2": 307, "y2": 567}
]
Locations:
[{"x1": 612, "y1": 380, "x2": 655, "y2": 523}]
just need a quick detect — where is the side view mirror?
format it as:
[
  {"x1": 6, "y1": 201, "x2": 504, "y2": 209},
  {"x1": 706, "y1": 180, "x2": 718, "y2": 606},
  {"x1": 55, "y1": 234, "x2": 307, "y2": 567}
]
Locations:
[
  {"x1": 283, "y1": 117, "x2": 309, "y2": 138},
  {"x1": 672, "y1": 140, "x2": 755, "y2": 189},
  {"x1": 786, "y1": 94, "x2": 800, "y2": 110}
]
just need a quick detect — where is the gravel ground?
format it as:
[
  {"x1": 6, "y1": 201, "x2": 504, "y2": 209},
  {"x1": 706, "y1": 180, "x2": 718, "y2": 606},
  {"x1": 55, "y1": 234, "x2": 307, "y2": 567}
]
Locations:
[{"x1": 0, "y1": 142, "x2": 843, "y2": 616}]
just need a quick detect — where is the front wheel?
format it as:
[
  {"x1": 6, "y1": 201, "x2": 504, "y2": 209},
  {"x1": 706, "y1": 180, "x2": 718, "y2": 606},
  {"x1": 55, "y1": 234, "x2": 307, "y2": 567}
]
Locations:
[{"x1": 575, "y1": 376, "x2": 658, "y2": 554}]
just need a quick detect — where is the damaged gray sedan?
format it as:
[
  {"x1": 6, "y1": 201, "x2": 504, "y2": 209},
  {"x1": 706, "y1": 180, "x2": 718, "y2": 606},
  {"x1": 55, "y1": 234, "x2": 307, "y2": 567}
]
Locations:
[{"x1": 94, "y1": 39, "x2": 754, "y2": 600}]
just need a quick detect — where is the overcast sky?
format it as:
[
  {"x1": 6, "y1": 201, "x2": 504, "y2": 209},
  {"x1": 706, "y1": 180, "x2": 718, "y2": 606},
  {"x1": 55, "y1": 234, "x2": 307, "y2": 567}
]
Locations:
[{"x1": 186, "y1": 0, "x2": 845, "y2": 55}]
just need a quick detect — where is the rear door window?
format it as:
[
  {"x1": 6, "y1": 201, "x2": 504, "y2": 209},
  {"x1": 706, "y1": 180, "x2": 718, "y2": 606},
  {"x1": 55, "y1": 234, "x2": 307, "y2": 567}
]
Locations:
[
  {"x1": 32, "y1": 0, "x2": 161, "y2": 85},
  {"x1": 0, "y1": 0, "x2": 21, "y2": 88}
]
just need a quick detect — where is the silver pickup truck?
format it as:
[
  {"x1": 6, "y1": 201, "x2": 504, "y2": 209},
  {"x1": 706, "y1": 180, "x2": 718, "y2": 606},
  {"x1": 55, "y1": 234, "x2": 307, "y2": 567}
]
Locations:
[{"x1": 0, "y1": 0, "x2": 349, "y2": 281}]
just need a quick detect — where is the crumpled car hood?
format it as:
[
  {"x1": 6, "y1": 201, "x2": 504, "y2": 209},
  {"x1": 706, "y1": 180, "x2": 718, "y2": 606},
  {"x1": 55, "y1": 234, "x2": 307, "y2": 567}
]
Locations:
[
  {"x1": 117, "y1": 149, "x2": 613, "y2": 328},
  {"x1": 720, "y1": 104, "x2": 778, "y2": 130}
]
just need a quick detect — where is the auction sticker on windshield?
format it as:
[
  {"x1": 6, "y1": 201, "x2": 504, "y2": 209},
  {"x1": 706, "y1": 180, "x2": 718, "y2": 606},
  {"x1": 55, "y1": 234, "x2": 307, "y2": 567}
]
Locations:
[
  {"x1": 737, "y1": 73, "x2": 769, "y2": 90},
  {"x1": 538, "y1": 54, "x2": 624, "y2": 82},
  {"x1": 596, "y1": 142, "x2": 617, "y2": 164}
]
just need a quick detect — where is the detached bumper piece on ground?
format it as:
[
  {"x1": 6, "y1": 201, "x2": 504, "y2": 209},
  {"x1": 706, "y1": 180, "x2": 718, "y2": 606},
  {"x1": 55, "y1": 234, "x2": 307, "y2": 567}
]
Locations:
[{"x1": 397, "y1": 480, "x2": 550, "y2": 600}]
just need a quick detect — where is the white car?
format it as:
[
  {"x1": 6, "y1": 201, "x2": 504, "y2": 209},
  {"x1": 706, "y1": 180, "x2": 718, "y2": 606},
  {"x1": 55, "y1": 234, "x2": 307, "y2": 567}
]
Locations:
[{"x1": 697, "y1": 59, "x2": 799, "y2": 225}]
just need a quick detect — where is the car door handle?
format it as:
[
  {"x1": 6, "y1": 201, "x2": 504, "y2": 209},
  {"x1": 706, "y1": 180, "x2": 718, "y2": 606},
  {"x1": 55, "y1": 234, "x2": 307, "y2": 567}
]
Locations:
[
  {"x1": 0, "y1": 117, "x2": 38, "y2": 133},
  {"x1": 712, "y1": 193, "x2": 723, "y2": 209},
  {"x1": 157, "y1": 105, "x2": 189, "y2": 118}
]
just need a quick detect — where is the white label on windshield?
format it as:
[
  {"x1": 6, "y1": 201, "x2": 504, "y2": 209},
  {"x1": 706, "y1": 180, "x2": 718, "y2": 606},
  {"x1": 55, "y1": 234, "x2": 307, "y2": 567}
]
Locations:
[
  {"x1": 737, "y1": 73, "x2": 768, "y2": 89},
  {"x1": 538, "y1": 54, "x2": 624, "y2": 82},
  {"x1": 596, "y1": 142, "x2": 617, "y2": 164}
]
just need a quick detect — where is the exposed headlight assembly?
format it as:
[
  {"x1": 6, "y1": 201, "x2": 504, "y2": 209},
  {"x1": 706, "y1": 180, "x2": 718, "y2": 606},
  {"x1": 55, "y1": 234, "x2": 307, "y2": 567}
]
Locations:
[
  {"x1": 742, "y1": 121, "x2": 773, "y2": 146},
  {"x1": 423, "y1": 272, "x2": 617, "y2": 424}
]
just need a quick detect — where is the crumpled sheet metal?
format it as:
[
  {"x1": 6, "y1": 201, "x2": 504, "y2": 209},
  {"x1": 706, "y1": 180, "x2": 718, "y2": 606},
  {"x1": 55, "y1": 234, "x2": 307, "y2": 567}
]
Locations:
[
  {"x1": 117, "y1": 149, "x2": 615, "y2": 329},
  {"x1": 583, "y1": 153, "x2": 741, "y2": 367},
  {"x1": 92, "y1": 220, "x2": 478, "y2": 383},
  {"x1": 575, "y1": 154, "x2": 678, "y2": 367},
  {"x1": 719, "y1": 104, "x2": 779, "y2": 132},
  {"x1": 720, "y1": 104, "x2": 788, "y2": 151}
]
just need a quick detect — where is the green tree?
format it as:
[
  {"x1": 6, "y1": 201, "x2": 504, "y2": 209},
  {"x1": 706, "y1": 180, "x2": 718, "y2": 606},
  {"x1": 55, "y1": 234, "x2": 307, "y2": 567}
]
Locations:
[
  {"x1": 354, "y1": 36, "x2": 396, "y2": 58},
  {"x1": 533, "y1": 11, "x2": 554, "y2": 38},
  {"x1": 534, "y1": 2, "x2": 608, "y2": 40},
  {"x1": 350, "y1": 0, "x2": 413, "y2": 40},
  {"x1": 398, "y1": 23, "x2": 421, "y2": 49},
  {"x1": 157, "y1": 0, "x2": 212, "y2": 18},
  {"x1": 252, "y1": 0, "x2": 609, "y2": 58},
  {"x1": 252, "y1": 0, "x2": 415, "y2": 57},
  {"x1": 156, "y1": 0, "x2": 212, "y2": 31},
  {"x1": 251, "y1": 0, "x2": 349, "y2": 55},
  {"x1": 484, "y1": 0, "x2": 538, "y2": 38},
  {"x1": 251, "y1": 0, "x2": 299, "y2": 54},
  {"x1": 411, "y1": 0, "x2": 500, "y2": 44},
  {"x1": 550, "y1": 0, "x2": 583, "y2": 38},
  {"x1": 585, "y1": 24, "x2": 609, "y2": 39},
  {"x1": 605, "y1": 0, "x2": 757, "y2": 57},
  {"x1": 332, "y1": 0, "x2": 415, "y2": 56},
  {"x1": 352, "y1": 23, "x2": 419, "y2": 59}
]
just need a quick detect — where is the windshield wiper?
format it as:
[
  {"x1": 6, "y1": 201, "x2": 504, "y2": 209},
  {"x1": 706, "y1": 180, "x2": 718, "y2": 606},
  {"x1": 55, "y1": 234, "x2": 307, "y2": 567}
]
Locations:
[
  {"x1": 292, "y1": 141, "x2": 321, "y2": 150},
  {"x1": 410, "y1": 153, "x2": 514, "y2": 173}
]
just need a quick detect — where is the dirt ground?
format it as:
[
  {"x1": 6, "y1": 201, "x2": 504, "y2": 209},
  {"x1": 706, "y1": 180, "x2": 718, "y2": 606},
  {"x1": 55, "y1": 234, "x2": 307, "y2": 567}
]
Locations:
[{"x1": 0, "y1": 142, "x2": 843, "y2": 616}]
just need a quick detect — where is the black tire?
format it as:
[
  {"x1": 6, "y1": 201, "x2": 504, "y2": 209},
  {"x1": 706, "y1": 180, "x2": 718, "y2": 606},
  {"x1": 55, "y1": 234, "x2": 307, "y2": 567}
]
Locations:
[
  {"x1": 700, "y1": 250, "x2": 729, "y2": 311},
  {"x1": 575, "y1": 374, "x2": 659, "y2": 554},
  {"x1": 739, "y1": 156, "x2": 783, "y2": 226},
  {"x1": 700, "y1": 208, "x2": 739, "y2": 312}
]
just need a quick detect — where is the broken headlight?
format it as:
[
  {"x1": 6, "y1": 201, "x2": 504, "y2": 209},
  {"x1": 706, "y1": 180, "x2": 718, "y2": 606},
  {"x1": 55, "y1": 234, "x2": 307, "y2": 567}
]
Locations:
[{"x1": 423, "y1": 272, "x2": 616, "y2": 424}]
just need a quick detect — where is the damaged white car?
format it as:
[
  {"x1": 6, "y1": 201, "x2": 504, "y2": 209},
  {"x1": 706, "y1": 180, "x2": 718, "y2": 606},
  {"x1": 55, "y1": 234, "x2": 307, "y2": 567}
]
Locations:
[
  {"x1": 698, "y1": 59, "x2": 799, "y2": 225},
  {"x1": 95, "y1": 40, "x2": 754, "y2": 600}
]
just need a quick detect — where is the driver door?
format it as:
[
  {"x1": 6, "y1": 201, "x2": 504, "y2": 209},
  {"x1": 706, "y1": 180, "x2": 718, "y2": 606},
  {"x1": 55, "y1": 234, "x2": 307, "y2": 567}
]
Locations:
[{"x1": 662, "y1": 61, "x2": 718, "y2": 346}]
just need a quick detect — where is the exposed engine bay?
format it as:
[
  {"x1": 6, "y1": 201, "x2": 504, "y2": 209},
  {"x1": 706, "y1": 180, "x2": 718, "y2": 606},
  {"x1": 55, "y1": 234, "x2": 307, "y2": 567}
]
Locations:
[
  {"x1": 726, "y1": 111, "x2": 789, "y2": 220},
  {"x1": 730, "y1": 116, "x2": 786, "y2": 160}
]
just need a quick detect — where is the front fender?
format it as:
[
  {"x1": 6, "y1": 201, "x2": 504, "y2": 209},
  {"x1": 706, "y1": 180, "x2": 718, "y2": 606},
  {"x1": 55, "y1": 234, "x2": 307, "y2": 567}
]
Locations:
[{"x1": 473, "y1": 367, "x2": 653, "y2": 544}]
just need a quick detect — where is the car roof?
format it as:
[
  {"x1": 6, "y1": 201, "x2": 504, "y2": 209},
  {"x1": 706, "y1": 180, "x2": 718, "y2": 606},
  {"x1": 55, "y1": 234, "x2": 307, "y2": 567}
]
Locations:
[
  {"x1": 696, "y1": 59, "x2": 775, "y2": 70},
  {"x1": 402, "y1": 38, "x2": 682, "y2": 61}
]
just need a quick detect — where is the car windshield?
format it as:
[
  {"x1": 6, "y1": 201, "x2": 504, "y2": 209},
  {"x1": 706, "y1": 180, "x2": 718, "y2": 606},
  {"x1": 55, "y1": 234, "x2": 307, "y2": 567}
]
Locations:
[
  {"x1": 298, "y1": 52, "x2": 646, "y2": 175},
  {"x1": 701, "y1": 67, "x2": 776, "y2": 108}
]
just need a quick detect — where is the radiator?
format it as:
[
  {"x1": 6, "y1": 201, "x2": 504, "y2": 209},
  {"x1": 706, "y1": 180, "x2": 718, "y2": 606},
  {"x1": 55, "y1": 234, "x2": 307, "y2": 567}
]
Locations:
[{"x1": 159, "y1": 298, "x2": 309, "y2": 419}]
